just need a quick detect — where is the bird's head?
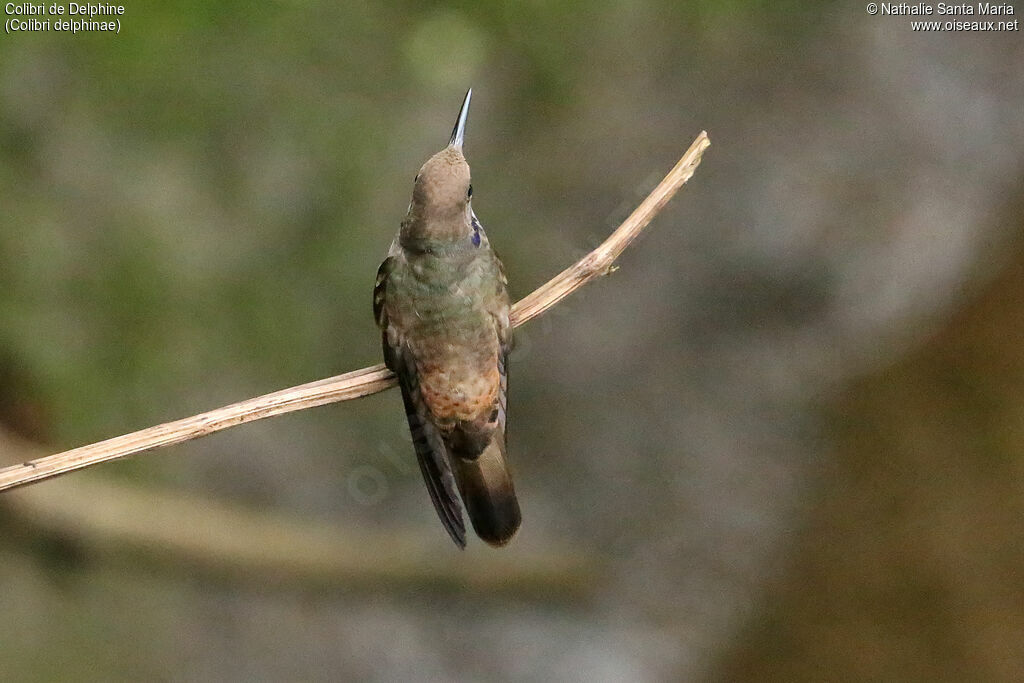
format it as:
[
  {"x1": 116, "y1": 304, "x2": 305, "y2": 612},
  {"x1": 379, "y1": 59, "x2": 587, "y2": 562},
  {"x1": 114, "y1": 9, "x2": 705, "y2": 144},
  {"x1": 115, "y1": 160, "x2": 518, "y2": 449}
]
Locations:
[{"x1": 402, "y1": 90, "x2": 476, "y2": 248}]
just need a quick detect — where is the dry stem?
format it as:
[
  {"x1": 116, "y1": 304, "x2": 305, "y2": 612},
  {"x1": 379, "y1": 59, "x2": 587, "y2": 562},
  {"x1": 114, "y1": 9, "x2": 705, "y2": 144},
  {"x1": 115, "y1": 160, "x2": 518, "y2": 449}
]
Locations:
[
  {"x1": 0, "y1": 131, "x2": 710, "y2": 493},
  {"x1": 0, "y1": 428, "x2": 596, "y2": 595}
]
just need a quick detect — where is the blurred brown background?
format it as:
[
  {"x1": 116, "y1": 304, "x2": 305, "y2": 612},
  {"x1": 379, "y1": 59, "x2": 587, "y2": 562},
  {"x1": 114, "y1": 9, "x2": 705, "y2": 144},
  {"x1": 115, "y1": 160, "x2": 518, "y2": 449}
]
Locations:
[{"x1": 1, "y1": 2, "x2": 1023, "y2": 681}]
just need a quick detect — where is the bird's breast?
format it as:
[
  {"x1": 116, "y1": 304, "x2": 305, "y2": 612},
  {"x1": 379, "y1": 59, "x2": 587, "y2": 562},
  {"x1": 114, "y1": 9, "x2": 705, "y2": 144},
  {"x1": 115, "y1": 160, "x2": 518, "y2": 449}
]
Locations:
[
  {"x1": 388, "y1": 250, "x2": 507, "y2": 424},
  {"x1": 406, "y1": 304, "x2": 500, "y2": 424}
]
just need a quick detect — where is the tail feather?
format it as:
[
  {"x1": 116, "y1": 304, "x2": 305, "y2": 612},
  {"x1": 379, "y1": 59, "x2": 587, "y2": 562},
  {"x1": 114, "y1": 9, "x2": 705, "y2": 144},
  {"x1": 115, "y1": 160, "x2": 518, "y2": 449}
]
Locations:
[{"x1": 451, "y1": 433, "x2": 521, "y2": 547}]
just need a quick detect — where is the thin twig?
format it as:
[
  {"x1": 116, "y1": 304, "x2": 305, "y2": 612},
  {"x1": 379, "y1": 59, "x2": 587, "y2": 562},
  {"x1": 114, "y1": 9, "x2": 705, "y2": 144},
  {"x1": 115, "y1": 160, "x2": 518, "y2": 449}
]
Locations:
[
  {"x1": 0, "y1": 131, "x2": 710, "y2": 493},
  {"x1": 0, "y1": 429, "x2": 597, "y2": 596}
]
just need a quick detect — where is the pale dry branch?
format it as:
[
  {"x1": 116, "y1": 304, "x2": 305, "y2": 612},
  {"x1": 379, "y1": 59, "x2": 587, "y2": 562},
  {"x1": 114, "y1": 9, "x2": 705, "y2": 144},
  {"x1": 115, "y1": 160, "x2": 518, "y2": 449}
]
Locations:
[
  {"x1": 0, "y1": 429, "x2": 596, "y2": 596},
  {"x1": 0, "y1": 131, "x2": 710, "y2": 493}
]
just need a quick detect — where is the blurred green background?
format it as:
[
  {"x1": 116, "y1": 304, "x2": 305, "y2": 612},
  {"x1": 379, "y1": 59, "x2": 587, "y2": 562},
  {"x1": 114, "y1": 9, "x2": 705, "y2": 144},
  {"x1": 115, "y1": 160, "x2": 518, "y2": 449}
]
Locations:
[{"x1": 1, "y1": 2, "x2": 1023, "y2": 680}]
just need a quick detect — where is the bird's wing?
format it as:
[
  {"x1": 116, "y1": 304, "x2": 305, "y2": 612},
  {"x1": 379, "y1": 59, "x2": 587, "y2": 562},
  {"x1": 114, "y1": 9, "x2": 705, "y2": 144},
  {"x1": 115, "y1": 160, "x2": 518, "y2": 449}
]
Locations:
[
  {"x1": 492, "y1": 247, "x2": 512, "y2": 436},
  {"x1": 373, "y1": 256, "x2": 394, "y2": 332},
  {"x1": 374, "y1": 256, "x2": 467, "y2": 548},
  {"x1": 396, "y1": 359, "x2": 467, "y2": 548},
  {"x1": 496, "y1": 345, "x2": 509, "y2": 435}
]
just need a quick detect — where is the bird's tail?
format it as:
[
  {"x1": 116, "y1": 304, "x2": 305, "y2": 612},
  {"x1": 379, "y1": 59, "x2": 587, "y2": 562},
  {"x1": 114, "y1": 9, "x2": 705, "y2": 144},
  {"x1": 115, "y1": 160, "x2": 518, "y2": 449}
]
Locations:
[{"x1": 452, "y1": 432, "x2": 521, "y2": 547}]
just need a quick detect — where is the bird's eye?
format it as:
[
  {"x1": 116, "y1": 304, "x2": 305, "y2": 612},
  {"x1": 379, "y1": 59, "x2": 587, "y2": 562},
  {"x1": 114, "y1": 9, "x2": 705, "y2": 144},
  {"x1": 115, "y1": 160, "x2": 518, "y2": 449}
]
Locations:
[
  {"x1": 467, "y1": 184, "x2": 473, "y2": 199},
  {"x1": 414, "y1": 174, "x2": 420, "y2": 182}
]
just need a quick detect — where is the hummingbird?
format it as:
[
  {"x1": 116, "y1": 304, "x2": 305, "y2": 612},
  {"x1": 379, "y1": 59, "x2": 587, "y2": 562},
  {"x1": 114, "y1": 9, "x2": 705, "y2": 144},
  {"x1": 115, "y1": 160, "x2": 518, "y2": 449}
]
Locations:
[{"x1": 373, "y1": 90, "x2": 520, "y2": 548}]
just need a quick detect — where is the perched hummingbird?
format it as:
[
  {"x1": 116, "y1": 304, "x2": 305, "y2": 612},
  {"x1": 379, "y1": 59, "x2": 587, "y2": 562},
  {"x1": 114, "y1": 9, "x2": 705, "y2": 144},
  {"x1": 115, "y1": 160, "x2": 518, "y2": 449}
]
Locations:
[{"x1": 373, "y1": 90, "x2": 520, "y2": 548}]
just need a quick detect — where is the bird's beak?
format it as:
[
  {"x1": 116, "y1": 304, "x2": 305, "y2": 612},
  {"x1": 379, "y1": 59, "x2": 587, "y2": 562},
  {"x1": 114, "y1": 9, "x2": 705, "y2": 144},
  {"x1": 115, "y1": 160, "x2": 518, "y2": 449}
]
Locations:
[{"x1": 449, "y1": 88, "x2": 472, "y2": 150}]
